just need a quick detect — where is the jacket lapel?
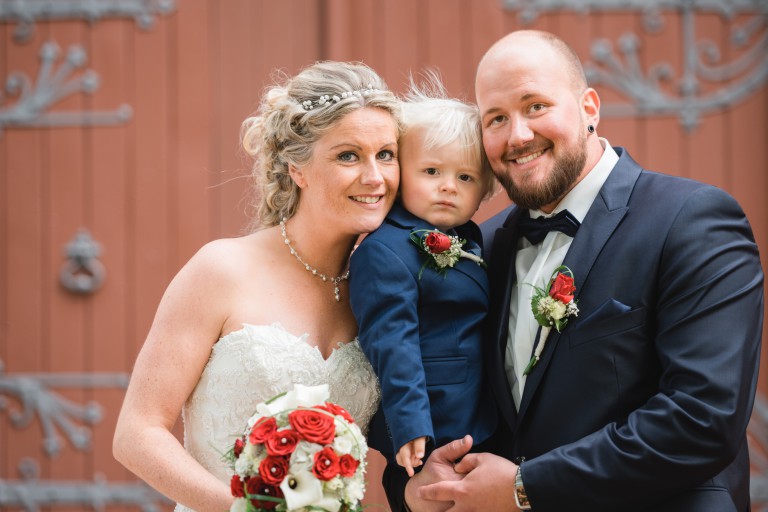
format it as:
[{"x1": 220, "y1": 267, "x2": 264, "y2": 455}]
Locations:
[
  {"x1": 486, "y1": 208, "x2": 524, "y2": 429},
  {"x1": 387, "y1": 202, "x2": 489, "y2": 296},
  {"x1": 453, "y1": 222, "x2": 490, "y2": 297},
  {"x1": 516, "y1": 148, "x2": 641, "y2": 421}
]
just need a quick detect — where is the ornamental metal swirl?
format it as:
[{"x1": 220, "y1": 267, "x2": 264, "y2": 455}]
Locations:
[
  {"x1": 0, "y1": 359, "x2": 129, "y2": 456},
  {"x1": 0, "y1": 42, "x2": 132, "y2": 134},
  {"x1": 0, "y1": 0, "x2": 176, "y2": 43},
  {"x1": 502, "y1": 0, "x2": 768, "y2": 131},
  {"x1": 1, "y1": 458, "x2": 171, "y2": 512},
  {"x1": 0, "y1": 361, "x2": 171, "y2": 510}
]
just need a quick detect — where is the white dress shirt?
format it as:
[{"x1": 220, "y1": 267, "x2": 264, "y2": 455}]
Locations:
[{"x1": 506, "y1": 139, "x2": 619, "y2": 409}]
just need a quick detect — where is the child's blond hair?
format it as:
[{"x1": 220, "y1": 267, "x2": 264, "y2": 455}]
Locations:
[{"x1": 401, "y1": 71, "x2": 496, "y2": 199}]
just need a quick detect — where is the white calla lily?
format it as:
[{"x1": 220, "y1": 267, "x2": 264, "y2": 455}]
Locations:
[
  {"x1": 258, "y1": 384, "x2": 330, "y2": 416},
  {"x1": 280, "y1": 470, "x2": 324, "y2": 510}
]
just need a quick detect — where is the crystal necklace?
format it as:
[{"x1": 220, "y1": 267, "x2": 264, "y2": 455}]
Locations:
[{"x1": 279, "y1": 218, "x2": 350, "y2": 302}]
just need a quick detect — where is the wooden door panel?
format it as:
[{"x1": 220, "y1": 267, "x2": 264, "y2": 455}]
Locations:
[{"x1": 1, "y1": 1, "x2": 766, "y2": 511}]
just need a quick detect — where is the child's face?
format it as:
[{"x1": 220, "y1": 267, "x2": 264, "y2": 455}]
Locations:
[{"x1": 399, "y1": 130, "x2": 486, "y2": 231}]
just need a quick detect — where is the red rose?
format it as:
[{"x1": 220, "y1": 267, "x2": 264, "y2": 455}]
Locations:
[
  {"x1": 233, "y1": 437, "x2": 245, "y2": 458},
  {"x1": 424, "y1": 232, "x2": 452, "y2": 254},
  {"x1": 259, "y1": 455, "x2": 289, "y2": 485},
  {"x1": 549, "y1": 272, "x2": 576, "y2": 303},
  {"x1": 265, "y1": 428, "x2": 299, "y2": 456},
  {"x1": 312, "y1": 446, "x2": 341, "y2": 481},
  {"x1": 288, "y1": 408, "x2": 336, "y2": 445},
  {"x1": 230, "y1": 474, "x2": 245, "y2": 497},
  {"x1": 338, "y1": 454, "x2": 360, "y2": 477},
  {"x1": 245, "y1": 476, "x2": 284, "y2": 510},
  {"x1": 318, "y1": 402, "x2": 355, "y2": 424},
  {"x1": 249, "y1": 417, "x2": 278, "y2": 444}
]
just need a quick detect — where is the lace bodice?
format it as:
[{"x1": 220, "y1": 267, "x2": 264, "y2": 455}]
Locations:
[{"x1": 175, "y1": 323, "x2": 380, "y2": 512}]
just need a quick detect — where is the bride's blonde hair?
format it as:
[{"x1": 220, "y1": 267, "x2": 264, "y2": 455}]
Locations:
[{"x1": 241, "y1": 61, "x2": 402, "y2": 230}]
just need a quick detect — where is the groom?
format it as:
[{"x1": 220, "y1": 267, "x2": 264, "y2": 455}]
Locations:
[{"x1": 399, "y1": 30, "x2": 764, "y2": 511}]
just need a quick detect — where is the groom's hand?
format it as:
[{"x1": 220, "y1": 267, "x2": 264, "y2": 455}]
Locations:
[
  {"x1": 418, "y1": 452, "x2": 519, "y2": 511},
  {"x1": 404, "y1": 435, "x2": 473, "y2": 512}
]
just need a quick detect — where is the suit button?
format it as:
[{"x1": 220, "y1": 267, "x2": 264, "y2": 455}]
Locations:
[{"x1": 513, "y1": 456, "x2": 526, "y2": 465}]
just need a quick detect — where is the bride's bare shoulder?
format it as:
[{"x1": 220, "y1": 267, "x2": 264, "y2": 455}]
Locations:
[{"x1": 183, "y1": 228, "x2": 278, "y2": 280}]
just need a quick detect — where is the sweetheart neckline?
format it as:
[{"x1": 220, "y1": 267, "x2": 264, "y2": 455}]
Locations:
[{"x1": 216, "y1": 322, "x2": 358, "y2": 362}]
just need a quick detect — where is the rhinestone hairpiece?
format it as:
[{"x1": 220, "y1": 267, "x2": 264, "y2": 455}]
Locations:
[{"x1": 301, "y1": 84, "x2": 382, "y2": 111}]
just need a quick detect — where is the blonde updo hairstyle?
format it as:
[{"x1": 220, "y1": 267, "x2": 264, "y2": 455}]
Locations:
[{"x1": 241, "y1": 61, "x2": 402, "y2": 230}]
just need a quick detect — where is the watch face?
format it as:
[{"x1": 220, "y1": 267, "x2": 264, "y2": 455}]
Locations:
[{"x1": 515, "y1": 469, "x2": 531, "y2": 509}]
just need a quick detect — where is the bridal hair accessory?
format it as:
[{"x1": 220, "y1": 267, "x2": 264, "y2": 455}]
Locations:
[
  {"x1": 280, "y1": 218, "x2": 350, "y2": 302},
  {"x1": 301, "y1": 85, "x2": 382, "y2": 111},
  {"x1": 409, "y1": 228, "x2": 485, "y2": 279},
  {"x1": 225, "y1": 384, "x2": 368, "y2": 512},
  {"x1": 523, "y1": 265, "x2": 579, "y2": 375},
  {"x1": 587, "y1": 124, "x2": 595, "y2": 134}
]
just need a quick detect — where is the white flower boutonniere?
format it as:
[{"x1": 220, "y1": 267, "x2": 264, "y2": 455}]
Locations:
[{"x1": 524, "y1": 265, "x2": 579, "y2": 375}]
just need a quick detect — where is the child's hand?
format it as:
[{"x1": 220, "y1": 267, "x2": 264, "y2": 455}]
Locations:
[{"x1": 396, "y1": 437, "x2": 426, "y2": 477}]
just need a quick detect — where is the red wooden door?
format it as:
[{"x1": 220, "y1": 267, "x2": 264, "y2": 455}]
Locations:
[{"x1": 2, "y1": 1, "x2": 766, "y2": 511}]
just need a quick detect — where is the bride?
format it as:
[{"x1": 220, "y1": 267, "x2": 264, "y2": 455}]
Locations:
[{"x1": 113, "y1": 61, "x2": 402, "y2": 511}]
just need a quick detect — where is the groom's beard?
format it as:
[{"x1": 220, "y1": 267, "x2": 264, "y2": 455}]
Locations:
[{"x1": 495, "y1": 137, "x2": 587, "y2": 211}]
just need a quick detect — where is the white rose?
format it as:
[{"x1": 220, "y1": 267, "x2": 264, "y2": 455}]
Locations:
[
  {"x1": 340, "y1": 423, "x2": 367, "y2": 459},
  {"x1": 290, "y1": 441, "x2": 322, "y2": 473},
  {"x1": 332, "y1": 433, "x2": 353, "y2": 455}
]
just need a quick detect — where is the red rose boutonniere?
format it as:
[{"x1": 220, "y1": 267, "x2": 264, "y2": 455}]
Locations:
[
  {"x1": 409, "y1": 229, "x2": 486, "y2": 279},
  {"x1": 524, "y1": 265, "x2": 579, "y2": 375}
]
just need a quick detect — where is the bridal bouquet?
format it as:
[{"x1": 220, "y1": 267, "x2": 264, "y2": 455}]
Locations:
[{"x1": 225, "y1": 384, "x2": 368, "y2": 512}]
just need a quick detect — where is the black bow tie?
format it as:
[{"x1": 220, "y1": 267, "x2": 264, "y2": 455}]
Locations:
[{"x1": 517, "y1": 209, "x2": 580, "y2": 245}]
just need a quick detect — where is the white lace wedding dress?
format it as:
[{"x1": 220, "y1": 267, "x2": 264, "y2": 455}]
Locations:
[{"x1": 174, "y1": 323, "x2": 381, "y2": 512}]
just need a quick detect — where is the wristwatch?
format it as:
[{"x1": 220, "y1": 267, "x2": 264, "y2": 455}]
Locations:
[{"x1": 515, "y1": 466, "x2": 532, "y2": 510}]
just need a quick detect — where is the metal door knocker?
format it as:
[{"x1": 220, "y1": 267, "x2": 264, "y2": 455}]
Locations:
[{"x1": 59, "y1": 229, "x2": 105, "y2": 294}]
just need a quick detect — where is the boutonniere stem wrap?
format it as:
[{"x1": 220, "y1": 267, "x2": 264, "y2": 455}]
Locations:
[
  {"x1": 410, "y1": 229, "x2": 486, "y2": 279},
  {"x1": 524, "y1": 265, "x2": 579, "y2": 375}
]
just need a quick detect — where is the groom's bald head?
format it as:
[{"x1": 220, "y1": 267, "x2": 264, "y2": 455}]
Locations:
[{"x1": 476, "y1": 30, "x2": 588, "y2": 96}]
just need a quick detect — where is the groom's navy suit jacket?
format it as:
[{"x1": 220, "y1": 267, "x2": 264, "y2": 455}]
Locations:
[
  {"x1": 481, "y1": 147, "x2": 764, "y2": 511},
  {"x1": 350, "y1": 202, "x2": 497, "y2": 462}
]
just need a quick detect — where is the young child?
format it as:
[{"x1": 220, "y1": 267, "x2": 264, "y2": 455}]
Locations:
[{"x1": 349, "y1": 78, "x2": 498, "y2": 481}]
